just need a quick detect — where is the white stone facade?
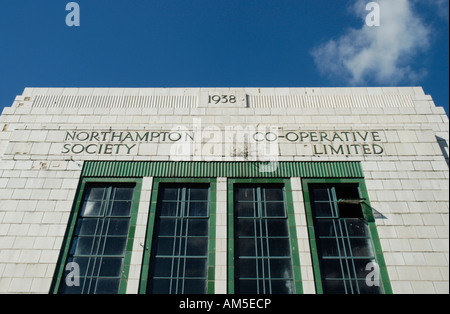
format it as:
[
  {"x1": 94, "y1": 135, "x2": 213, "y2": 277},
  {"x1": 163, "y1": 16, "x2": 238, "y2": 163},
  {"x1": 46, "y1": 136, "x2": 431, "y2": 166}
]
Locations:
[{"x1": 0, "y1": 87, "x2": 448, "y2": 294}]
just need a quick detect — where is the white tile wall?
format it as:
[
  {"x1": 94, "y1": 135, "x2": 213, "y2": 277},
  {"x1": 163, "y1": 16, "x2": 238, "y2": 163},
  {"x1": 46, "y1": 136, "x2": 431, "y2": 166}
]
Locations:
[
  {"x1": 0, "y1": 87, "x2": 448, "y2": 294},
  {"x1": 215, "y1": 177, "x2": 228, "y2": 294},
  {"x1": 126, "y1": 177, "x2": 153, "y2": 294}
]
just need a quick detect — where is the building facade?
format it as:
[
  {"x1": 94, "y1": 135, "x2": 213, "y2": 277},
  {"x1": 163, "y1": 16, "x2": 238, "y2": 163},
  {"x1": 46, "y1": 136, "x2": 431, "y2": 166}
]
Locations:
[{"x1": 0, "y1": 87, "x2": 448, "y2": 294}]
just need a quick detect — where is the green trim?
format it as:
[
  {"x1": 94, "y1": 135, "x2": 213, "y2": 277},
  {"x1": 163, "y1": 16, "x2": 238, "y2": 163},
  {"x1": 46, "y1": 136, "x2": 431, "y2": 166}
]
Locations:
[
  {"x1": 50, "y1": 177, "x2": 142, "y2": 294},
  {"x1": 285, "y1": 179, "x2": 303, "y2": 294},
  {"x1": 82, "y1": 161, "x2": 363, "y2": 178},
  {"x1": 357, "y1": 180, "x2": 393, "y2": 294},
  {"x1": 301, "y1": 178, "x2": 392, "y2": 294},
  {"x1": 49, "y1": 179, "x2": 86, "y2": 294},
  {"x1": 227, "y1": 179, "x2": 236, "y2": 294},
  {"x1": 139, "y1": 178, "x2": 217, "y2": 294},
  {"x1": 227, "y1": 178, "x2": 303, "y2": 294}
]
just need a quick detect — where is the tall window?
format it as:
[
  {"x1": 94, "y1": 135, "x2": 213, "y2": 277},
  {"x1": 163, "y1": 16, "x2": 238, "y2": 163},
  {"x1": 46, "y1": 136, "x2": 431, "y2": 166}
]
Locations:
[
  {"x1": 308, "y1": 183, "x2": 382, "y2": 294},
  {"x1": 59, "y1": 184, "x2": 135, "y2": 294},
  {"x1": 234, "y1": 184, "x2": 295, "y2": 294},
  {"x1": 147, "y1": 184, "x2": 210, "y2": 294}
]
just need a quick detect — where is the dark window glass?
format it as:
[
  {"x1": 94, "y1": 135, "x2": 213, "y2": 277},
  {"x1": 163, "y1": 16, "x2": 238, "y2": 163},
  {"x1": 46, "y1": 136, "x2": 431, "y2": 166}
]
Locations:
[
  {"x1": 59, "y1": 184, "x2": 134, "y2": 294},
  {"x1": 236, "y1": 201, "x2": 256, "y2": 218},
  {"x1": 309, "y1": 184, "x2": 382, "y2": 294},
  {"x1": 234, "y1": 184, "x2": 295, "y2": 294},
  {"x1": 147, "y1": 184, "x2": 210, "y2": 294}
]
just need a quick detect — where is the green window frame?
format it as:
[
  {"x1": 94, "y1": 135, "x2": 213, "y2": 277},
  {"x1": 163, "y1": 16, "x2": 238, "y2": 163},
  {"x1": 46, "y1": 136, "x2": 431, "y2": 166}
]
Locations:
[
  {"x1": 139, "y1": 178, "x2": 217, "y2": 294},
  {"x1": 227, "y1": 179, "x2": 303, "y2": 294},
  {"x1": 302, "y1": 178, "x2": 392, "y2": 294},
  {"x1": 50, "y1": 178, "x2": 142, "y2": 294},
  {"x1": 50, "y1": 161, "x2": 379, "y2": 294}
]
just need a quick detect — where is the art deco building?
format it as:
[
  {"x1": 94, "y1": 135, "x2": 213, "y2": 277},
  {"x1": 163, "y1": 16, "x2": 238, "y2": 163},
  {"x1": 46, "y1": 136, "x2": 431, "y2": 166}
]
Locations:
[{"x1": 0, "y1": 87, "x2": 448, "y2": 294}]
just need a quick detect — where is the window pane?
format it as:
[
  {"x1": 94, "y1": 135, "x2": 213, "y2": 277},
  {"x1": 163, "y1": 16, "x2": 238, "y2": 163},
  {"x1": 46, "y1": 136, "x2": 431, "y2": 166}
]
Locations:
[
  {"x1": 153, "y1": 258, "x2": 173, "y2": 277},
  {"x1": 350, "y1": 238, "x2": 374, "y2": 257},
  {"x1": 321, "y1": 259, "x2": 344, "y2": 279},
  {"x1": 81, "y1": 201, "x2": 103, "y2": 217},
  {"x1": 236, "y1": 202, "x2": 256, "y2": 217},
  {"x1": 85, "y1": 187, "x2": 106, "y2": 201},
  {"x1": 237, "y1": 238, "x2": 256, "y2": 257},
  {"x1": 187, "y1": 219, "x2": 208, "y2": 236},
  {"x1": 98, "y1": 258, "x2": 123, "y2": 277},
  {"x1": 188, "y1": 201, "x2": 208, "y2": 217},
  {"x1": 323, "y1": 279, "x2": 347, "y2": 294},
  {"x1": 236, "y1": 188, "x2": 255, "y2": 201},
  {"x1": 161, "y1": 188, "x2": 179, "y2": 201},
  {"x1": 238, "y1": 280, "x2": 258, "y2": 294},
  {"x1": 267, "y1": 220, "x2": 289, "y2": 237},
  {"x1": 114, "y1": 187, "x2": 134, "y2": 201},
  {"x1": 345, "y1": 219, "x2": 369, "y2": 237},
  {"x1": 315, "y1": 220, "x2": 336, "y2": 237},
  {"x1": 76, "y1": 218, "x2": 100, "y2": 236},
  {"x1": 268, "y1": 238, "x2": 291, "y2": 256},
  {"x1": 265, "y1": 202, "x2": 285, "y2": 217},
  {"x1": 150, "y1": 279, "x2": 171, "y2": 294},
  {"x1": 160, "y1": 201, "x2": 178, "y2": 216},
  {"x1": 185, "y1": 258, "x2": 208, "y2": 278},
  {"x1": 156, "y1": 237, "x2": 175, "y2": 256},
  {"x1": 237, "y1": 220, "x2": 255, "y2": 237},
  {"x1": 270, "y1": 259, "x2": 294, "y2": 279},
  {"x1": 106, "y1": 219, "x2": 130, "y2": 236},
  {"x1": 104, "y1": 237, "x2": 127, "y2": 256},
  {"x1": 159, "y1": 219, "x2": 176, "y2": 236},
  {"x1": 238, "y1": 258, "x2": 257, "y2": 278},
  {"x1": 264, "y1": 187, "x2": 284, "y2": 201},
  {"x1": 189, "y1": 188, "x2": 209, "y2": 201},
  {"x1": 271, "y1": 279, "x2": 294, "y2": 294},
  {"x1": 110, "y1": 201, "x2": 132, "y2": 217},
  {"x1": 186, "y1": 237, "x2": 208, "y2": 256},
  {"x1": 311, "y1": 187, "x2": 331, "y2": 201},
  {"x1": 73, "y1": 237, "x2": 95, "y2": 256},
  {"x1": 183, "y1": 279, "x2": 206, "y2": 294},
  {"x1": 318, "y1": 238, "x2": 340, "y2": 257},
  {"x1": 313, "y1": 202, "x2": 335, "y2": 218},
  {"x1": 96, "y1": 278, "x2": 120, "y2": 294}
]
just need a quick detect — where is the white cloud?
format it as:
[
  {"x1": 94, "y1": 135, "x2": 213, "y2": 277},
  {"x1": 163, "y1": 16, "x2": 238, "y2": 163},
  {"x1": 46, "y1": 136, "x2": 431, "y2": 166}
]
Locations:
[{"x1": 312, "y1": 0, "x2": 432, "y2": 86}]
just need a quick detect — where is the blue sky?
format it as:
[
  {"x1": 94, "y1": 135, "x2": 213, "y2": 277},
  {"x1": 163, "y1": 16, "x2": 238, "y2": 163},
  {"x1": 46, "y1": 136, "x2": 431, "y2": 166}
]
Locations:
[{"x1": 0, "y1": 0, "x2": 448, "y2": 115}]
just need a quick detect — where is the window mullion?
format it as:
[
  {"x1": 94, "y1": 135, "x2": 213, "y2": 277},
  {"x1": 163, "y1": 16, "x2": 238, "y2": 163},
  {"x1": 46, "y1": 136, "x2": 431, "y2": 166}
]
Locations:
[
  {"x1": 81, "y1": 218, "x2": 100, "y2": 293},
  {"x1": 95, "y1": 187, "x2": 115, "y2": 294},
  {"x1": 264, "y1": 219, "x2": 272, "y2": 295},
  {"x1": 343, "y1": 220, "x2": 361, "y2": 294},
  {"x1": 175, "y1": 187, "x2": 185, "y2": 294},
  {"x1": 257, "y1": 187, "x2": 267, "y2": 294},
  {"x1": 85, "y1": 187, "x2": 109, "y2": 294},
  {"x1": 329, "y1": 219, "x2": 346, "y2": 294},
  {"x1": 338, "y1": 219, "x2": 355, "y2": 294},
  {"x1": 181, "y1": 187, "x2": 188, "y2": 294}
]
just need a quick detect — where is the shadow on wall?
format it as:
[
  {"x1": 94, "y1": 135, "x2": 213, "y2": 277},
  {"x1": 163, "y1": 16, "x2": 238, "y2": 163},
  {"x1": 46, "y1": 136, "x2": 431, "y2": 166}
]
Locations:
[
  {"x1": 436, "y1": 136, "x2": 449, "y2": 167},
  {"x1": 370, "y1": 206, "x2": 388, "y2": 220}
]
